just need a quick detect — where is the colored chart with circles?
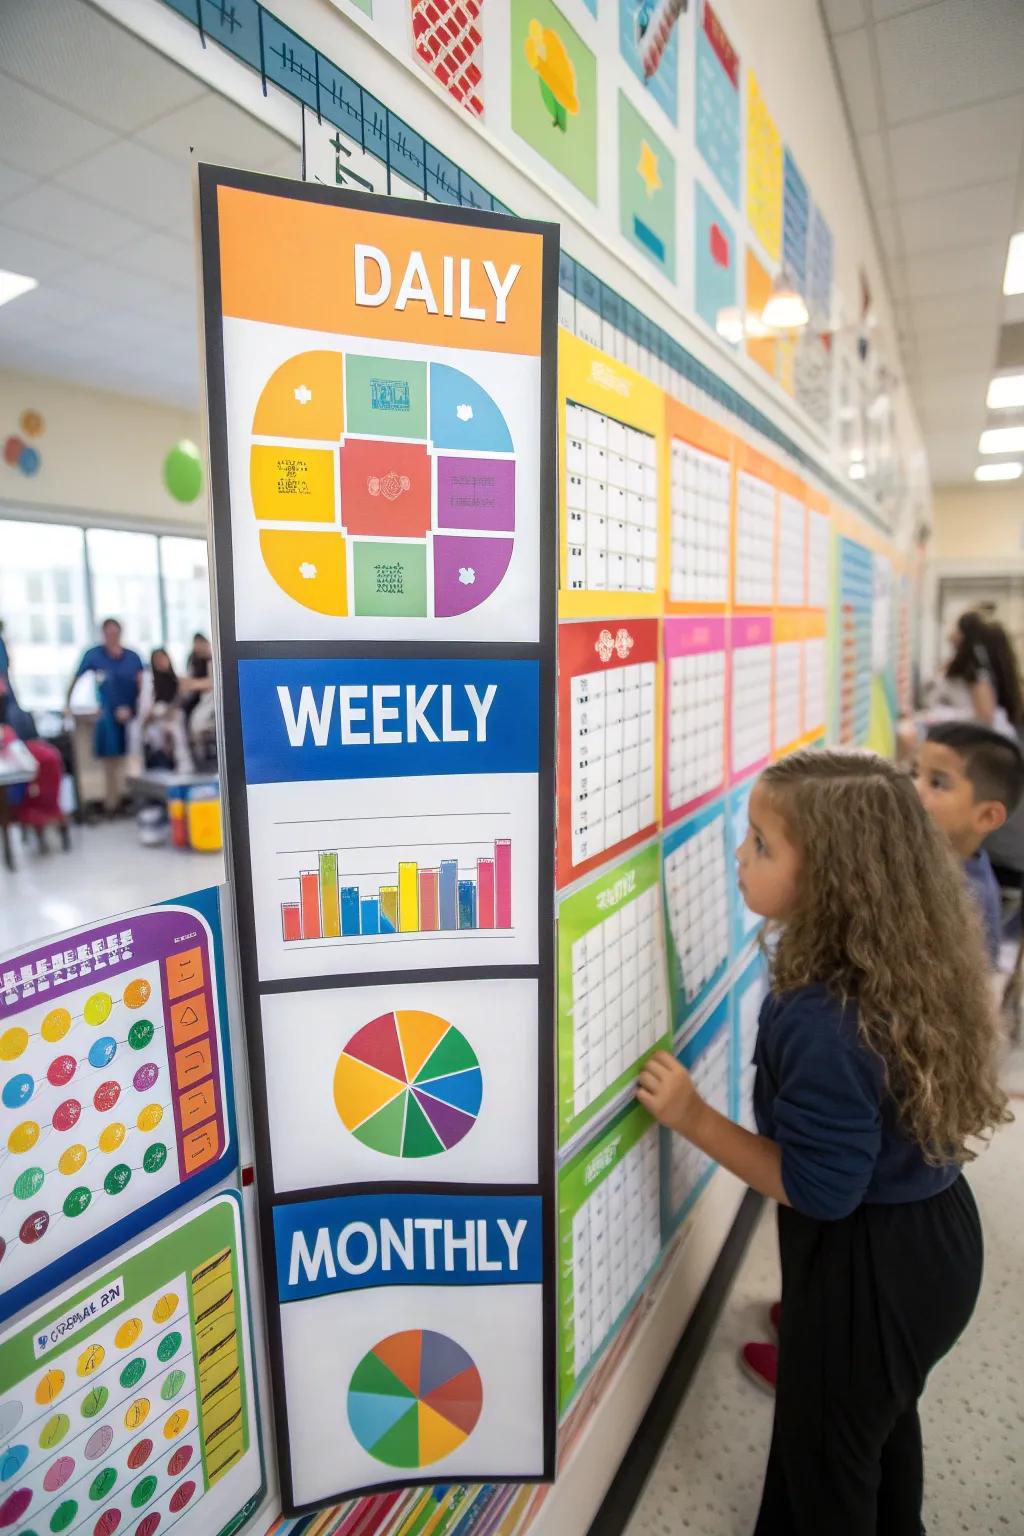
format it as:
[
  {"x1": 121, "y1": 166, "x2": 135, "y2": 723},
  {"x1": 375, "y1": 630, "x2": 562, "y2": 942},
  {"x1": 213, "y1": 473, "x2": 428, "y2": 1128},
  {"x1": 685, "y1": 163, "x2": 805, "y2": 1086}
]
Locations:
[
  {"x1": 347, "y1": 1330, "x2": 483, "y2": 1468},
  {"x1": 333, "y1": 1011, "x2": 483, "y2": 1158},
  {"x1": 250, "y1": 349, "x2": 516, "y2": 620}
]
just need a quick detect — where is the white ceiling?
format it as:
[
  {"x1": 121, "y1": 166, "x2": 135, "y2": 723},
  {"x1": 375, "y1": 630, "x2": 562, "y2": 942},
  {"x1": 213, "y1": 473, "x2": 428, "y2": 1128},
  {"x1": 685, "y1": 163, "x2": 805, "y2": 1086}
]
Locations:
[
  {"x1": 0, "y1": 0, "x2": 297, "y2": 409},
  {"x1": 822, "y1": 0, "x2": 1024, "y2": 487}
]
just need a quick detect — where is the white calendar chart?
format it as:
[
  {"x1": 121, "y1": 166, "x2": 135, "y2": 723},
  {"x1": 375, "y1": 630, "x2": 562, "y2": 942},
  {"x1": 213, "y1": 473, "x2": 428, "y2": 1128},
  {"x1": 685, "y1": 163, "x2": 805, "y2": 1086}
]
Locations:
[
  {"x1": 808, "y1": 498, "x2": 831, "y2": 608},
  {"x1": 662, "y1": 802, "x2": 731, "y2": 1034},
  {"x1": 556, "y1": 844, "x2": 669, "y2": 1142},
  {"x1": 563, "y1": 401, "x2": 659, "y2": 597},
  {"x1": 733, "y1": 468, "x2": 776, "y2": 608},
  {"x1": 777, "y1": 485, "x2": 807, "y2": 608},
  {"x1": 557, "y1": 619, "x2": 659, "y2": 889},
  {"x1": 733, "y1": 954, "x2": 769, "y2": 1130},
  {"x1": 803, "y1": 628, "x2": 828, "y2": 738},
  {"x1": 727, "y1": 779, "x2": 762, "y2": 952},
  {"x1": 663, "y1": 997, "x2": 732, "y2": 1229},
  {"x1": 663, "y1": 617, "x2": 727, "y2": 825},
  {"x1": 773, "y1": 637, "x2": 803, "y2": 754},
  {"x1": 730, "y1": 615, "x2": 774, "y2": 779},
  {"x1": 668, "y1": 439, "x2": 731, "y2": 607},
  {"x1": 557, "y1": 1103, "x2": 661, "y2": 1408}
]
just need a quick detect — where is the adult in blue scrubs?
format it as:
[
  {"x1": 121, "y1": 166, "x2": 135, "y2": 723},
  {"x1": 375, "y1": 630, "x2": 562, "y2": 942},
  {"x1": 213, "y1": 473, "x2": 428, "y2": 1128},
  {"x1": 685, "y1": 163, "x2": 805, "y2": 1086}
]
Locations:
[{"x1": 68, "y1": 617, "x2": 144, "y2": 813}]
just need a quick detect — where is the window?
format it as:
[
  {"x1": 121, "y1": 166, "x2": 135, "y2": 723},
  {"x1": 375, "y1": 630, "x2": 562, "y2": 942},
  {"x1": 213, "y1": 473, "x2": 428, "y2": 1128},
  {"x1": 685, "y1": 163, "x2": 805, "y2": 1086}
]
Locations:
[
  {"x1": 161, "y1": 536, "x2": 211, "y2": 671},
  {"x1": 0, "y1": 521, "x2": 90, "y2": 712},
  {"x1": 87, "y1": 529, "x2": 162, "y2": 659}
]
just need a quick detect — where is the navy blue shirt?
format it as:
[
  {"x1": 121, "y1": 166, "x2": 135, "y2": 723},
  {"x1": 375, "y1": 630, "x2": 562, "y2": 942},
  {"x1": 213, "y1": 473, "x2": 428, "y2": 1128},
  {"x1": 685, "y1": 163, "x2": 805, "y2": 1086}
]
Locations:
[
  {"x1": 753, "y1": 985, "x2": 959, "y2": 1221},
  {"x1": 963, "y1": 848, "x2": 1002, "y2": 965},
  {"x1": 75, "y1": 645, "x2": 143, "y2": 716}
]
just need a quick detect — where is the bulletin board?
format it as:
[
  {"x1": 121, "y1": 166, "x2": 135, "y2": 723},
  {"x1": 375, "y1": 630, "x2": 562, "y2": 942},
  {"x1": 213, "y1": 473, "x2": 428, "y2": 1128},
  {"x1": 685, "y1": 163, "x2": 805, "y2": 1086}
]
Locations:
[{"x1": 199, "y1": 167, "x2": 560, "y2": 1512}]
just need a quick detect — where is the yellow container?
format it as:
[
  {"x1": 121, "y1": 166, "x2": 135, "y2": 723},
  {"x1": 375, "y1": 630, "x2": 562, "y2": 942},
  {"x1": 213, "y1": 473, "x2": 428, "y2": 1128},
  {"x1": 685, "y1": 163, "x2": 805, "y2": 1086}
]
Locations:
[{"x1": 186, "y1": 790, "x2": 222, "y2": 852}]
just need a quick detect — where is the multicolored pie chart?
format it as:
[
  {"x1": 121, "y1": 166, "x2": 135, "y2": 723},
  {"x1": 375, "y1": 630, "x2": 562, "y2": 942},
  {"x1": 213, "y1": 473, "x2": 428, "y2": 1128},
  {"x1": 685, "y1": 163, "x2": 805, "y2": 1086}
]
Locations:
[
  {"x1": 347, "y1": 1329, "x2": 483, "y2": 1468},
  {"x1": 333, "y1": 1010, "x2": 482, "y2": 1158}
]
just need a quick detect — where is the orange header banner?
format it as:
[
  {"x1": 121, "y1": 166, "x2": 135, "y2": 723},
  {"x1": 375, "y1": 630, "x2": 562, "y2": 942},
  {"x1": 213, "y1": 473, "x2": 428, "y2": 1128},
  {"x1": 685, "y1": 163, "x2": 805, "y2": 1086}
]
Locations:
[{"x1": 216, "y1": 184, "x2": 545, "y2": 355}]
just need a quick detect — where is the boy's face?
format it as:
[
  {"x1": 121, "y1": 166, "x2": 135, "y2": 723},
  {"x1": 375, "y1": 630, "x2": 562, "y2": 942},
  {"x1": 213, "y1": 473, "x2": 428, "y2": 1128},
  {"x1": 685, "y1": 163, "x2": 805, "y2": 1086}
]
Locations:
[{"x1": 913, "y1": 741, "x2": 1007, "y2": 857}]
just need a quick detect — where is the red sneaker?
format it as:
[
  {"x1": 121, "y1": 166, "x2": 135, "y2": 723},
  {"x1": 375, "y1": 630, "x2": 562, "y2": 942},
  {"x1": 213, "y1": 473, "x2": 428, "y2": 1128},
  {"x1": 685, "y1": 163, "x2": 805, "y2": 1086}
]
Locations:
[
  {"x1": 768, "y1": 1301, "x2": 781, "y2": 1338},
  {"x1": 740, "y1": 1341, "x2": 778, "y2": 1394}
]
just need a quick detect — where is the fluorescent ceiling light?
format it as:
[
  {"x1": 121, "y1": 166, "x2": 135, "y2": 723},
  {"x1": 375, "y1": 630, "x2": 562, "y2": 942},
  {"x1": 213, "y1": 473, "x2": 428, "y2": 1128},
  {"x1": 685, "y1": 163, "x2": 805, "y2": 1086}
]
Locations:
[
  {"x1": 0, "y1": 269, "x2": 37, "y2": 308},
  {"x1": 762, "y1": 284, "x2": 809, "y2": 330},
  {"x1": 987, "y1": 373, "x2": 1024, "y2": 410},
  {"x1": 975, "y1": 462, "x2": 1022, "y2": 482},
  {"x1": 979, "y1": 426, "x2": 1024, "y2": 453},
  {"x1": 1004, "y1": 232, "x2": 1024, "y2": 296},
  {"x1": 848, "y1": 462, "x2": 866, "y2": 480}
]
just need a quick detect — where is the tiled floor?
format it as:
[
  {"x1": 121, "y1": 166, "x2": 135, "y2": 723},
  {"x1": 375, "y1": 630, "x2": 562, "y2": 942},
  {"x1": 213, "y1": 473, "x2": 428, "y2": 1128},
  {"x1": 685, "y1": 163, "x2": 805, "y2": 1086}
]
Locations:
[{"x1": 624, "y1": 1050, "x2": 1024, "y2": 1536}]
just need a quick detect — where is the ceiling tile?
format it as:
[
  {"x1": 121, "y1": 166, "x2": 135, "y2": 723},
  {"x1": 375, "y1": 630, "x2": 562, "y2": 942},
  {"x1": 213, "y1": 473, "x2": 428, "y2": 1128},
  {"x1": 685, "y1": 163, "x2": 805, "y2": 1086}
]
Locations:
[
  {"x1": 0, "y1": 0, "x2": 204, "y2": 134},
  {"x1": 902, "y1": 242, "x2": 1006, "y2": 299},
  {"x1": 0, "y1": 72, "x2": 114, "y2": 176},
  {"x1": 911, "y1": 288, "x2": 1001, "y2": 333},
  {"x1": 833, "y1": 29, "x2": 881, "y2": 135},
  {"x1": 899, "y1": 180, "x2": 1017, "y2": 255},
  {"x1": 3, "y1": 183, "x2": 148, "y2": 257},
  {"x1": 855, "y1": 131, "x2": 895, "y2": 207},
  {"x1": 105, "y1": 232, "x2": 196, "y2": 291},
  {"x1": 872, "y1": 0, "x2": 936, "y2": 17},
  {"x1": 0, "y1": 159, "x2": 33, "y2": 202},
  {"x1": 0, "y1": 221, "x2": 79, "y2": 280},
  {"x1": 137, "y1": 90, "x2": 296, "y2": 173},
  {"x1": 54, "y1": 139, "x2": 193, "y2": 231},
  {"x1": 55, "y1": 259, "x2": 176, "y2": 316},
  {"x1": 888, "y1": 96, "x2": 1024, "y2": 200},
  {"x1": 823, "y1": 0, "x2": 868, "y2": 33},
  {"x1": 877, "y1": 0, "x2": 1024, "y2": 126}
]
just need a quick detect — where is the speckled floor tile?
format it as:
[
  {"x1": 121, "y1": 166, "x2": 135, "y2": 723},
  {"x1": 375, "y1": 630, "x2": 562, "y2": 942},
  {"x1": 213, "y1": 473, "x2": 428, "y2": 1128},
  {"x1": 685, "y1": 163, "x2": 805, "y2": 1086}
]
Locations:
[{"x1": 624, "y1": 1108, "x2": 1024, "y2": 1536}]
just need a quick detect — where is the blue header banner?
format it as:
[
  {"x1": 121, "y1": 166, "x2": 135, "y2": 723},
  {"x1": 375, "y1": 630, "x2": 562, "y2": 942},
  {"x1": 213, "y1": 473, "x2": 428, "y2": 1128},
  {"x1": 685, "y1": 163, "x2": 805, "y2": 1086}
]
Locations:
[
  {"x1": 238, "y1": 657, "x2": 539, "y2": 784},
  {"x1": 274, "y1": 1192, "x2": 544, "y2": 1301}
]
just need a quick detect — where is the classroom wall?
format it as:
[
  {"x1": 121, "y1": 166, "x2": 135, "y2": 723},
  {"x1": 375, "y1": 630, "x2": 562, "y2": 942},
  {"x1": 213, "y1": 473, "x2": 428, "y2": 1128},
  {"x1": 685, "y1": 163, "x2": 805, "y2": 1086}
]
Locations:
[
  {"x1": 0, "y1": 369, "x2": 204, "y2": 530},
  {"x1": 930, "y1": 483, "x2": 1024, "y2": 562}
]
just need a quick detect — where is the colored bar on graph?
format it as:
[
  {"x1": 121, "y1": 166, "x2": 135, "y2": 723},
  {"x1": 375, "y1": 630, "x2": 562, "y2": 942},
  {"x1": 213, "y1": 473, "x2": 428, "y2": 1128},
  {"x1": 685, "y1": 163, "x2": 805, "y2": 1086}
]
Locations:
[
  {"x1": 320, "y1": 852, "x2": 340, "y2": 938},
  {"x1": 281, "y1": 903, "x2": 301, "y2": 942},
  {"x1": 419, "y1": 868, "x2": 439, "y2": 931},
  {"x1": 341, "y1": 887, "x2": 360, "y2": 936},
  {"x1": 439, "y1": 860, "x2": 458, "y2": 930},
  {"x1": 458, "y1": 879, "x2": 477, "y2": 930},
  {"x1": 495, "y1": 838, "x2": 512, "y2": 929},
  {"x1": 361, "y1": 897, "x2": 380, "y2": 935},
  {"x1": 300, "y1": 871, "x2": 321, "y2": 939},
  {"x1": 380, "y1": 886, "x2": 398, "y2": 933},
  {"x1": 477, "y1": 859, "x2": 495, "y2": 928},
  {"x1": 398, "y1": 862, "x2": 419, "y2": 932}
]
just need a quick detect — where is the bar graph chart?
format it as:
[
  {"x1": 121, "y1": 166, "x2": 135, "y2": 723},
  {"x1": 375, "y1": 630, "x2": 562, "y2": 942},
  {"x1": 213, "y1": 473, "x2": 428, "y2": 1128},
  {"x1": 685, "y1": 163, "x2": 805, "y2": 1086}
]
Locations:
[{"x1": 280, "y1": 838, "x2": 514, "y2": 942}]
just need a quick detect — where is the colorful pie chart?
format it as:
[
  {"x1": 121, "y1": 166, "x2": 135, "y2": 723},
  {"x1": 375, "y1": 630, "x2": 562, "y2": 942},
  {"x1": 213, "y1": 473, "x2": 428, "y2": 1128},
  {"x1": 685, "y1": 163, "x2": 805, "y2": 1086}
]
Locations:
[
  {"x1": 347, "y1": 1329, "x2": 483, "y2": 1468},
  {"x1": 333, "y1": 1010, "x2": 482, "y2": 1158}
]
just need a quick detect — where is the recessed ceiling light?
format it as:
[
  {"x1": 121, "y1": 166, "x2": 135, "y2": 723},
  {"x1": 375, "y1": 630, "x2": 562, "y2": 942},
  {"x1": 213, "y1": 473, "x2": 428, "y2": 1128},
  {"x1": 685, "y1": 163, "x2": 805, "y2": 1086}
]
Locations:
[
  {"x1": 1004, "y1": 232, "x2": 1024, "y2": 297},
  {"x1": 0, "y1": 269, "x2": 37, "y2": 309},
  {"x1": 987, "y1": 374, "x2": 1024, "y2": 410},
  {"x1": 975, "y1": 462, "x2": 1022, "y2": 482},
  {"x1": 979, "y1": 426, "x2": 1024, "y2": 454},
  {"x1": 848, "y1": 462, "x2": 866, "y2": 480}
]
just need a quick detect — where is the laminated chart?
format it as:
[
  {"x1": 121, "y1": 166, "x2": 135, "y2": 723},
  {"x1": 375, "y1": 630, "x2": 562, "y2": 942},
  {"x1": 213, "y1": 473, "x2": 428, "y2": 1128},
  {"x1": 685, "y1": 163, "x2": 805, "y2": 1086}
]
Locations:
[
  {"x1": 662, "y1": 801, "x2": 731, "y2": 1034},
  {"x1": 807, "y1": 493, "x2": 831, "y2": 609},
  {"x1": 557, "y1": 619, "x2": 658, "y2": 890},
  {"x1": 726, "y1": 780, "x2": 761, "y2": 954},
  {"x1": 259, "y1": 977, "x2": 540, "y2": 1189},
  {"x1": 694, "y1": 0, "x2": 741, "y2": 208},
  {"x1": 666, "y1": 401, "x2": 732, "y2": 611},
  {"x1": 558, "y1": 334, "x2": 665, "y2": 619},
  {"x1": 802, "y1": 612, "x2": 828, "y2": 741},
  {"x1": 732, "y1": 953, "x2": 768, "y2": 1130},
  {"x1": 772, "y1": 613, "x2": 804, "y2": 756},
  {"x1": 0, "y1": 889, "x2": 235, "y2": 1322},
  {"x1": 662, "y1": 996, "x2": 731, "y2": 1232},
  {"x1": 558, "y1": 1103, "x2": 660, "y2": 1409},
  {"x1": 838, "y1": 537, "x2": 873, "y2": 747},
  {"x1": 729, "y1": 615, "x2": 774, "y2": 780},
  {"x1": 556, "y1": 845, "x2": 669, "y2": 1143},
  {"x1": 210, "y1": 181, "x2": 548, "y2": 643},
  {"x1": 732, "y1": 449, "x2": 777, "y2": 609},
  {"x1": 238, "y1": 656, "x2": 541, "y2": 980},
  {"x1": 0, "y1": 1193, "x2": 263, "y2": 1536},
  {"x1": 663, "y1": 617, "x2": 727, "y2": 825},
  {"x1": 776, "y1": 473, "x2": 807, "y2": 608},
  {"x1": 270, "y1": 1192, "x2": 546, "y2": 1507}
]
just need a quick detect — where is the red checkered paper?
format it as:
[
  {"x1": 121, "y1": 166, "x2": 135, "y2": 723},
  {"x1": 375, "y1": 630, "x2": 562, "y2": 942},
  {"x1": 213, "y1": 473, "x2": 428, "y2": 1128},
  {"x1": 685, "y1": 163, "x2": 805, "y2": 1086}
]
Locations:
[{"x1": 412, "y1": 0, "x2": 485, "y2": 117}]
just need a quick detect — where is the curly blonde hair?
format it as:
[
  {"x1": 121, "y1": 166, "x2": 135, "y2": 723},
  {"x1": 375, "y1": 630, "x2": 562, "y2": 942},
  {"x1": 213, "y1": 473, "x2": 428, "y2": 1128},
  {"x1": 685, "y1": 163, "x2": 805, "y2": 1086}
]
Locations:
[{"x1": 760, "y1": 749, "x2": 1011, "y2": 1163}]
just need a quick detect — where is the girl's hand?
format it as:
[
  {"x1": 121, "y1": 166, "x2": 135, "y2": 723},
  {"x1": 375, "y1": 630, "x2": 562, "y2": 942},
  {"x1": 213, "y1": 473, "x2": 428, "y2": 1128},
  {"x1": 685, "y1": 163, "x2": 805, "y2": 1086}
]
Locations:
[{"x1": 636, "y1": 1051, "x2": 704, "y2": 1138}]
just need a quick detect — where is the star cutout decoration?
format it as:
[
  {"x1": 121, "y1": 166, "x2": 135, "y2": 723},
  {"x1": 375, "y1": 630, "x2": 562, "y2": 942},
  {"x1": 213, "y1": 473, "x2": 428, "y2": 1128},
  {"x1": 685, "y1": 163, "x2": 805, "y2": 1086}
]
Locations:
[
  {"x1": 294, "y1": 384, "x2": 312, "y2": 405},
  {"x1": 637, "y1": 139, "x2": 662, "y2": 198}
]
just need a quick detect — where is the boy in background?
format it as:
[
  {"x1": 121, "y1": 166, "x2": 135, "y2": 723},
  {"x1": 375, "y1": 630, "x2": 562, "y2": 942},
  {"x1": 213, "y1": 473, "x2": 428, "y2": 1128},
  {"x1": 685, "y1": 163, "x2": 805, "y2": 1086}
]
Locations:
[{"x1": 740, "y1": 723, "x2": 1023, "y2": 1394}]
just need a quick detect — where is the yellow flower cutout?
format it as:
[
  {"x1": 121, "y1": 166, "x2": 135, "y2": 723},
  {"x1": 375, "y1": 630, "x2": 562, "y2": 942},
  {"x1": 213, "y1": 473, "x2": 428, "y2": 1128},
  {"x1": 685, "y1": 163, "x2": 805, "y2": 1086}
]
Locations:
[
  {"x1": 637, "y1": 139, "x2": 662, "y2": 197},
  {"x1": 525, "y1": 19, "x2": 580, "y2": 129}
]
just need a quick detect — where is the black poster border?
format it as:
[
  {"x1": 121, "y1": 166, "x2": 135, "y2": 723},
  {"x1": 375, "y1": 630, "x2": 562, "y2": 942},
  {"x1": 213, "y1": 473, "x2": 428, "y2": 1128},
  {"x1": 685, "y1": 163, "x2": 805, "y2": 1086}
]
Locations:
[{"x1": 199, "y1": 165, "x2": 559, "y2": 1515}]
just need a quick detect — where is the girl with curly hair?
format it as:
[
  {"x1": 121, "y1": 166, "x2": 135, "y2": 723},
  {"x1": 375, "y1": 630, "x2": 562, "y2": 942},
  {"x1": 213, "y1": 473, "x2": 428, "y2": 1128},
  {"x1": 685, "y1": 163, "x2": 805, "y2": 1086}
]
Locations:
[{"x1": 638, "y1": 749, "x2": 1010, "y2": 1535}]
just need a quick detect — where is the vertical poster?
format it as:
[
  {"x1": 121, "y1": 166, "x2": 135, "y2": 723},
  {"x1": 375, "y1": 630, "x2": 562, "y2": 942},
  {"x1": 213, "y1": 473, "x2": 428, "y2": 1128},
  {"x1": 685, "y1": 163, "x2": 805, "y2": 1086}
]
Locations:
[
  {"x1": 744, "y1": 248, "x2": 777, "y2": 379},
  {"x1": 199, "y1": 168, "x2": 559, "y2": 1510},
  {"x1": 0, "y1": 887, "x2": 237, "y2": 1323},
  {"x1": 694, "y1": 0, "x2": 740, "y2": 208},
  {"x1": 510, "y1": 0, "x2": 598, "y2": 202},
  {"x1": 618, "y1": 93, "x2": 677, "y2": 280},
  {"x1": 618, "y1": 0, "x2": 679, "y2": 124},
  {"x1": 746, "y1": 71, "x2": 783, "y2": 263},
  {"x1": 694, "y1": 182, "x2": 737, "y2": 339},
  {"x1": 781, "y1": 149, "x2": 809, "y2": 292},
  {"x1": 412, "y1": 0, "x2": 485, "y2": 117},
  {"x1": 0, "y1": 1193, "x2": 264, "y2": 1536}
]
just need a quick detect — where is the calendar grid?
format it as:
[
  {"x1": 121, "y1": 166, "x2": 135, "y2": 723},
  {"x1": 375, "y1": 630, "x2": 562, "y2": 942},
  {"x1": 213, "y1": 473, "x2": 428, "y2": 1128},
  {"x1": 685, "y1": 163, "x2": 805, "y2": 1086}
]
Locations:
[
  {"x1": 669, "y1": 439, "x2": 731, "y2": 606},
  {"x1": 664, "y1": 807, "x2": 731, "y2": 1030},
  {"x1": 773, "y1": 640, "x2": 803, "y2": 752},
  {"x1": 777, "y1": 492, "x2": 807, "y2": 608},
  {"x1": 569, "y1": 662, "x2": 657, "y2": 870},
  {"x1": 667, "y1": 1005, "x2": 731, "y2": 1221},
  {"x1": 565, "y1": 400, "x2": 659, "y2": 595},
  {"x1": 734, "y1": 471, "x2": 776, "y2": 607},
  {"x1": 730, "y1": 617, "x2": 774, "y2": 779}
]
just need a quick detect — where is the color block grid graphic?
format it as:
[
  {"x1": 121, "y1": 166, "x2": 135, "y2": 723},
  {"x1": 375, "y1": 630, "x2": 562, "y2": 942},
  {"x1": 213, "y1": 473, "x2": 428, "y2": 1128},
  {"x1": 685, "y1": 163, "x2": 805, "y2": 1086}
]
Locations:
[
  {"x1": 347, "y1": 1329, "x2": 483, "y2": 1469},
  {"x1": 333, "y1": 1010, "x2": 483, "y2": 1159},
  {"x1": 250, "y1": 349, "x2": 515, "y2": 621},
  {"x1": 412, "y1": 0, "x2": 484, "y2": 117}
]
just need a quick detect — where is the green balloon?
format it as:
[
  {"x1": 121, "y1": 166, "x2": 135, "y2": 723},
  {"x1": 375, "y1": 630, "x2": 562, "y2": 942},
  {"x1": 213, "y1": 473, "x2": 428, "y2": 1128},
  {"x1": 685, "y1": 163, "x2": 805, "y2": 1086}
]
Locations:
[{"x1": 163, "y1": 439, "x2": 202, "y2": 503}]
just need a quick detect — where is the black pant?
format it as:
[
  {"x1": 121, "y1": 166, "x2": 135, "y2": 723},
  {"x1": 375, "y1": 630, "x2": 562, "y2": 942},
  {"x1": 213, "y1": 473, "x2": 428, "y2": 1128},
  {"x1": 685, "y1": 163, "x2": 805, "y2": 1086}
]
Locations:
[{"x1": 754, "y1": 1176, "x2": 982, "y2": 1535}]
